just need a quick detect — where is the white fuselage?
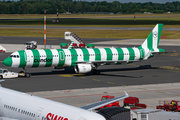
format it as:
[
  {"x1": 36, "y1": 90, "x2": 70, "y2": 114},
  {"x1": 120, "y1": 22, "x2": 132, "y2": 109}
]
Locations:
[{"x1": 0, "y1": 87, "x2": 105, "y2": 120}]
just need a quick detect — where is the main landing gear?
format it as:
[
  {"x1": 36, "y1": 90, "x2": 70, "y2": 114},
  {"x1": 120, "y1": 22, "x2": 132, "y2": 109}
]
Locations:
[
  {"x1": 19, "y1": 68, "x2": 31, "y2": 78},
  {"x1": 93, "y1": 70, "x2": 100, "y2": 75}
]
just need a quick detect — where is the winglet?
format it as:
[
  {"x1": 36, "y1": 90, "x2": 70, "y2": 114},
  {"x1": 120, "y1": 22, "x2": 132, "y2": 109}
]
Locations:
[
  {"x1": 80, "y1": 91, "x2": 129, "y2": 110},
  {"x1": 124, "y1": 91, "x2": 129, "y2": 97}
]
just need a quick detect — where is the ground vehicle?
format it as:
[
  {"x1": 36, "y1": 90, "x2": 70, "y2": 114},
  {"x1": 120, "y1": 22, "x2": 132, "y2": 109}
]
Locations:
[
  {"x1": 0, "y1": 68, "x2": 18, "y2": 79},
  {"x1": 123, "y1": 97, "x2": 147, "y2": 110},
  {"x1": 97, "y1": 95, "x2": 120, "y2": 110},
  {"x1": 0, "y1": 68, "x2": 30, "y2": 79},
  {"x1": 97, "y1": 96, "x2": 146, "y2": 110},
  {"x1": 25, "y1": 41, "x2": 37, "y2": 50},
  {"x1": 156, "y1": 100, "x2": 180, "y2": 112}
]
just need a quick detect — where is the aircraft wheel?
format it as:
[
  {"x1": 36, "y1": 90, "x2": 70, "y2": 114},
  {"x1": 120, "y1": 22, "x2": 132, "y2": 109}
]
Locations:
[
  {"x1": 93, "y1": 70, "x2": 100, "y2": 75},
  {"x1": 96, "y1": 70, "x2": 100, "y2": 75},
  {"x1": 0, "y1": 75, "x2": 3, "y2": 79},
  {"x1": 25, "y1": 73, "x2": 31, "y2": 78}
]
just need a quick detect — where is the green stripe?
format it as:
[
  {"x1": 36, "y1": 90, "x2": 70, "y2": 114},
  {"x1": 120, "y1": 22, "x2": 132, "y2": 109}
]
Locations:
[
  {"x1": 70, "y1": 49, "x2": 77, "y2": 66},
  {"x1": 127, "y1": 48, "x2": 135, "y2": 61},
  {"x1": 116, "y1": 48, "x2": 124, "y2": 60},
  {"x1": 81, "y1": 48, "x2": 89, "y2": 61},
  {"x1": 147, "y1": 32, "x2": 153, "y2": 51},
  {"x1": 104, "y1": 48, "x2": 112, "y2": 61},
  {"x1": 57, "y1": 49, "x2": 65, "y2": 67},
  {"x1": 32, "y1": 50, "x2": 40, "y2": 67},
  {"x1": 138, "y1": 46, "x2": 145, "y2": 60},
  {"x1": 18, "y1": 50, "x2": 26, "y2": 68},
  {"x1": 158, "y1": 24, "x2": 163, "y2": 46},
  {"x1": 44, "y1": 49, "x2": 53, "y2": 67},
  {"x1": 93, "y1": 48, "x2": 101, "y2": 61}
]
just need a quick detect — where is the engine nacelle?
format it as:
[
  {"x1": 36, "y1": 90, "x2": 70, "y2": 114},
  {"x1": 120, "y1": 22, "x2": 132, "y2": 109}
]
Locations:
[{"x1": 74, "y1": 64, "x2": 92, "y2": 74}]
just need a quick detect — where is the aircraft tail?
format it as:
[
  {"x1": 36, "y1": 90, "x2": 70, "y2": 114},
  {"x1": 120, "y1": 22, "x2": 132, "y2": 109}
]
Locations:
[{"x1": 139, "y1": 24, "x2": 165, "y2": 53}]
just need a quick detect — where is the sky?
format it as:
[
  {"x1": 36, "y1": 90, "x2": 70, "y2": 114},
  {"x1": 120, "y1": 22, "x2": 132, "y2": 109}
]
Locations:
[{"x1": 1, "y1": 0, "x2": 180, "y2": 3}]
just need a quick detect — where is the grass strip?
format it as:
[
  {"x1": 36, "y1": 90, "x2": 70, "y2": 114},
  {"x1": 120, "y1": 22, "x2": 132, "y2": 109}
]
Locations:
[
  {"x1": 0, "y1": 28, "x2": 180, "y2": 39},
  {"x1": 1, "y1": 14, "x2": 180, "y2": 19}
]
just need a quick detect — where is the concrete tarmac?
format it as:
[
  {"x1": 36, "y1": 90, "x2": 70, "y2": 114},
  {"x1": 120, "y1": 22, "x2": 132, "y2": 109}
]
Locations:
[{"x1": 27, "y1": 83, "x2": 180, "y2": 108}]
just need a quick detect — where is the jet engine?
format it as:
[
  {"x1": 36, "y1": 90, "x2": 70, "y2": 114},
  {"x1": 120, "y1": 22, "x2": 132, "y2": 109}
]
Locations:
[{"x1": 74, "y1": 64, "x2": 92, "y2": 74}]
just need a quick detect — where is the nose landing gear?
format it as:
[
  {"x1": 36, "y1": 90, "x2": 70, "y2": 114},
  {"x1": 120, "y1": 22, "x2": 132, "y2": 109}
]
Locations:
[{"x1": 19, "y1": 68, "x2": 31, "y2": 78}]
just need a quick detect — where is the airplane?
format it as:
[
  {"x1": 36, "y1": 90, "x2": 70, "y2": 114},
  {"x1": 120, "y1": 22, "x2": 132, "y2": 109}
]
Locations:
[
  {"x1": 0, "y1": 80, "x2": 129, "y2": 120},
  {"x1": 3, "y1": 24, "x2": 165, "y2": 77}
]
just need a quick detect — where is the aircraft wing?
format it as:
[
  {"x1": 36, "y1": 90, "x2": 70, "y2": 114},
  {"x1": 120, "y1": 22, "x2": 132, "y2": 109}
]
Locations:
[{"x1": 80, "y1": 91, "x2": 129, "y2": 111}]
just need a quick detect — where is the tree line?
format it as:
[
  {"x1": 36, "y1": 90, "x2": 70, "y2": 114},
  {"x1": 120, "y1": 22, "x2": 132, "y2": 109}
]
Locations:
[{"x1": 0, "y1": 0, "x2": 180, "y2": 14}]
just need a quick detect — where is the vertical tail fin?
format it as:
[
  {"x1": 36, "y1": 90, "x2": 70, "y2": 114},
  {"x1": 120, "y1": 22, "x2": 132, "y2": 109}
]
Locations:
[
  {"x1": 68, "y1": 41, "x2": 74, "y2": 49},
  {"x1": 140, "y1": 24, "x2": 163, "y2": 52}
]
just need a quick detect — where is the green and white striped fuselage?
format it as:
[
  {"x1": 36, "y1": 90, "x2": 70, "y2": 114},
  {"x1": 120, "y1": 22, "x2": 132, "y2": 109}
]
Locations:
[
  {"x1": 3, "y1": 24, "x2": 165, "y2": 74},
  {"x1": 10, "y1": 47, "x2": 146, "y2": 68}
]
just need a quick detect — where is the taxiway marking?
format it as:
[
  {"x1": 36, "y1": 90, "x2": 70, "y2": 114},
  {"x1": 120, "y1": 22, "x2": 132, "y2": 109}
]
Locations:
[
  {"x1": 160, "y1": 66, "x2": 180, "y2": 71},
  {"x1": 138, "y1": 88, "x2": 147, "y2": 90},
  {"x1": 93, "y1": 79, "x2": 100, "y2": 81},
  {"x1": 107, "y1": 82, "x2": 115, "y2": 84},
  {"x1": 155, "y1": 91, "x2": 166, "y2": 93},
  {"x1": 59, "y1": 74, "x2": 73, "y2": 77}
]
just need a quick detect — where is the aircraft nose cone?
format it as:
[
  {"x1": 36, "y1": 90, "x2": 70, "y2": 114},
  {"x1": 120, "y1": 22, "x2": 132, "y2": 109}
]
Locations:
[{"x1": 3, "y1": 57, "x2": 12, "y2": 67}]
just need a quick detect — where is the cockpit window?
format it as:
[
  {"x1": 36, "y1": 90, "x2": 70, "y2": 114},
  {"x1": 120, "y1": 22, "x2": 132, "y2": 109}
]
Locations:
[
  {"x1": 10, "y1": 55, "x2": 19, "y2": 58},
  {"x1": 0, "y1": 70, "x2": 2, "y2": 73}
]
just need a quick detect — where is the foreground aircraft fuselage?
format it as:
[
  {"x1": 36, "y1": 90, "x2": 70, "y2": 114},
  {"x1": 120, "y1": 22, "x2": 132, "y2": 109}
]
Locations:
[
  {"x1": 3, "y1": 24, "x2": 165, "y2": 74},
  {"x1": 0, "y1": 85, "x2": 128, "y2": 120}
]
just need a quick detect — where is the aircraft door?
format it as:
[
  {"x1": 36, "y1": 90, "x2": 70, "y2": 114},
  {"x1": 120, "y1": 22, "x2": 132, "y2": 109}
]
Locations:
[
  {"x1": 59, "y1": 51, "x2": 65, "y2": 61},
  {"x1": 140, "y1": 49, "x2": 144, "y2": 59},
  {"x1": 24, "y1": 51, "x2": 30, "y2": 62},
  {"x1": 36, "y1": 110, "x2": 42, "y2": 120},
  {"x1": 0, "y1": 98, "x2": 2, "y2": 107}
]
